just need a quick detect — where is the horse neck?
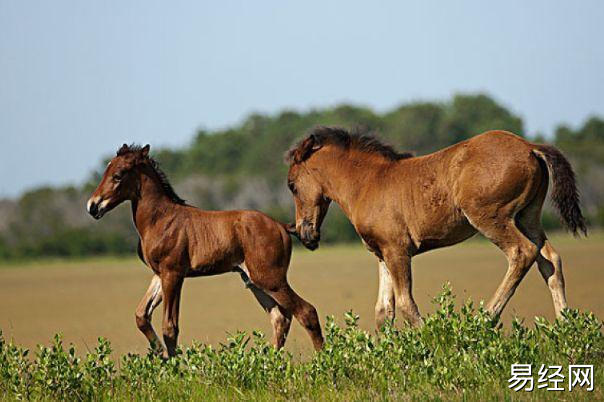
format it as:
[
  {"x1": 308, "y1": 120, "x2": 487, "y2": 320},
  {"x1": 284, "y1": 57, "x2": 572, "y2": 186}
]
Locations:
[
  {"x1": 313, "y1": 151, "x2": 390, "y2": 216},
  {"x1": 131, "y1": 168, "x2": 178, "y2": 237}
]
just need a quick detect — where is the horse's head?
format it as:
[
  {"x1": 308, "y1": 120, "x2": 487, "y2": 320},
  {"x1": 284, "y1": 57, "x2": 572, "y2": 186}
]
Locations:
[
  {"x1": 286, "y1": 134, "x2": 331, "y2": 250},
  {"x1": 87, "y1": 144, "x2": 150, "y2": 219}
]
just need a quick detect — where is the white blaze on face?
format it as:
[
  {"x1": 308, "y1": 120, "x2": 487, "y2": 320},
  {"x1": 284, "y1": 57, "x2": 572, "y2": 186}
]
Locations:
[{"x1": 99, "y1": 198, "x2": 110, "y2": 210}]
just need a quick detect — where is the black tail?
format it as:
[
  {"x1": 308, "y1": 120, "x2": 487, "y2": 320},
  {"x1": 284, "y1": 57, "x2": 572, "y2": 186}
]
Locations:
[{"x1": 532, "y1": 145, "x2": 587, "y2": 236}]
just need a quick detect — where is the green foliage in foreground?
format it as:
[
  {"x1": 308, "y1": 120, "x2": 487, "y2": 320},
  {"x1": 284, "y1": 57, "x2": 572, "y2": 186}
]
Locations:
[{"x1": 1, "y1": 285, "x2": 602, "y2": 401}]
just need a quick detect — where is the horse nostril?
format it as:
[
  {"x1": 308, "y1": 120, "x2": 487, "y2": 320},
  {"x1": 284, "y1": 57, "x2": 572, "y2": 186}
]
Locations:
[
  {"x1": 298, "y1": 221, "x2": 320, "y2": 250},
  {"x1": 88, "y1": 202, "x2": 99, "y2": 217}
]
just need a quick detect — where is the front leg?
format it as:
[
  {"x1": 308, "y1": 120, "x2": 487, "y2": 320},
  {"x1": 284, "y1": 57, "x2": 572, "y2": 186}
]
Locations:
[
  {"x1": 135, "y1": 275, "x2": 164, "y2": 354},
  {"x1": 160, "y1": 271, "x2": 184, "y2": 358},
  {"x1": 383, "y1": 249, "x2": 423, "y2": 327},
  {"x1": 375, "y1": 260, "x2": 395, "y2": 329}
]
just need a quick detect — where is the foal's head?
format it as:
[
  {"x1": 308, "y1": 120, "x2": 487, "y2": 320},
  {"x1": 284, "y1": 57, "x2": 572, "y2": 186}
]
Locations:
[
  {"x1": 285, "y1": 131, "x2": 334, "y2": 250},
  {"x1": 286, "y1": 126, "x2": 413, "y2": 250},
  {"x1": 87, "y1": 144, "x2": 151, "y2": 219}
]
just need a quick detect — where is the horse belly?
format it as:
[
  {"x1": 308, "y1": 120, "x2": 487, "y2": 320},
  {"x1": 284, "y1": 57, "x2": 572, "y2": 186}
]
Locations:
[
  {"x1": 188, "y1": 246, "x2": 242, "y2": 276},
  {"x1": 413, "y1": 212, "x2": 477, "y2": 254},
  {"x1": 188, "y1": 253, "x2": 242, "y2": 277},
  {"x1": 186, "y1": 263, "x2": 234, "y2": 277}
]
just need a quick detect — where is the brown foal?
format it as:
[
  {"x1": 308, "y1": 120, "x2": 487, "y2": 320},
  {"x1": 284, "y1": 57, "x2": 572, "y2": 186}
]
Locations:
[
  {"x1": 286, "y1": 127, "x2": 586, "y2": 328},
  {"x1": 87, "y1": 144, "x2": 323, "y2": 357}
]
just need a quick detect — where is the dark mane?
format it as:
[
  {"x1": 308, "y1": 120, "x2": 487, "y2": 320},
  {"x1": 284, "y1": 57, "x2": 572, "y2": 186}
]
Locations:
[
  {"x1": 285, "y1": 126, "x2": 414, "y2": 164},
  {"x1": 117, "y1": 144, "x2": 186, "y2": 205}
]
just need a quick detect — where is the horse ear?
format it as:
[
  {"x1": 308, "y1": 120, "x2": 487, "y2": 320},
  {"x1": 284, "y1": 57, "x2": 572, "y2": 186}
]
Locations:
[
  {"x1": 294, "y1": 135, "x2": 322, "y2": 163},
  {"x1": 141, "y1": 144, "x2": 150, "y2": 158}
]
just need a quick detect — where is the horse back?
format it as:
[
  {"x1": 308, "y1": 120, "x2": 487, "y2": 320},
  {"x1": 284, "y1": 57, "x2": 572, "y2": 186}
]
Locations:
[
  {"x1": 356, "y1": 131, "x2": 541, "y2": 253},
  {"x1": 183, "y1": 208, "x2": 291, "y2": 277},
  {"x1": 446, "y1": 131, "x2": 543, "y2": 210}
]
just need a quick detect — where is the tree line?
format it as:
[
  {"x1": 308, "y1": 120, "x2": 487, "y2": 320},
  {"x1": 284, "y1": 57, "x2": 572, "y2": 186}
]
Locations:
[{"x1": 1, "y1": 93, "x2": 603, "y2": 259}]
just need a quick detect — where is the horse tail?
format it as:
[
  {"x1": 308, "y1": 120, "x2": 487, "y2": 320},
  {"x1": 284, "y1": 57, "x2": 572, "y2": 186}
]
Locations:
[{"x1": 532, "y1": 144, "x2": 587, "y2": 236}]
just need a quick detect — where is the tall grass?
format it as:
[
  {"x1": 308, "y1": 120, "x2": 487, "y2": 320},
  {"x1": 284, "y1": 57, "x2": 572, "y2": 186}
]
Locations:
[{"x1": 1, "y1": 284, "x2": 602, "y2": 401}]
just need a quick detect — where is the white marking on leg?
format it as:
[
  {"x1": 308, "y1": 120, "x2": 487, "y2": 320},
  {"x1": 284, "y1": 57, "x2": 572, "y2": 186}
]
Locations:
[
  {"x1": 146, "y1": 275, "x2": 162, "y2": 316},
  {"x1": 235, "y1": 263, "x2": 253, "y2": 288},
  {"x1": 240, "y1": 262, "x2": 250, "y2": 277},
  {"x1": 377, "y1": 260, "x2": 395, "y2": 318}
]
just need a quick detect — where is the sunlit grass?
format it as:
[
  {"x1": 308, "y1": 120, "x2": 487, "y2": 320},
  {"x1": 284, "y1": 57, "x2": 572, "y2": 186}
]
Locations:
[{"x1": 1, "y1": 285, "x2": 602, "y2": 401}]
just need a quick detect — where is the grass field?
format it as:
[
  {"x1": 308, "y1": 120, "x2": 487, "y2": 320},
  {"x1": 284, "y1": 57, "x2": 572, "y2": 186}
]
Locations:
[
  {"x1": 0, "y1": 232, "x2": 602, "y2": 357},
  {"x1": 0, "y1": 232, "x2": 603, "y2": 400}
]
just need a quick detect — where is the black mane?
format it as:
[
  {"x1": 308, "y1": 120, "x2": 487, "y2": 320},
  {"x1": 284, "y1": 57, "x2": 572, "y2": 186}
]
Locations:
[
  {"x1": 286, "y1": 126, "x2": 414, "y2": 163},
  {"x1": 117, "y1": 144, "x2": 186, "y2": 205}
]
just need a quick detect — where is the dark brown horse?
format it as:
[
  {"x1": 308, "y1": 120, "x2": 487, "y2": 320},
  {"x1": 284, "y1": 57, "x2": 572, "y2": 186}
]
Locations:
[
  {"x1": 87, "y1": 144, "x2": 323, "y2": 357},
  {"x1": 286, "y1": 127, "x2": 586, "y2": 328}
]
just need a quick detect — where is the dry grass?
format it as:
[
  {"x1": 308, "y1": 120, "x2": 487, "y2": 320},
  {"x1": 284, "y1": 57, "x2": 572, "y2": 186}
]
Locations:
[{"x1": 0, "y1": 232, "x2": 602, "y2": 357}]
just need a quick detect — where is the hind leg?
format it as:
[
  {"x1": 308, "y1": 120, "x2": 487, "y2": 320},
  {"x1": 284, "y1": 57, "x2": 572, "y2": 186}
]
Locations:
[
  {"x1": 241, "y1": 248, "x2": 322, "y2": 350},
  {"x1": 269, "y1": 305, "x2": 293, "y2": 348},
  {"x1": 249, "y1": 286, "x2": 292, "y2": 348},
  {"x1": 516, "y1": 231, "x2": 568, "y2": 319},
  {"x1": 486, "y1": 225, "x2": 538, "y2": 318},
  {"x1": 268, "y1": 284, "x2": 324, "y2": 350},
  {"x1": 537, "y1": 240, "x2": 568, "y2": 318},
  {"x1": 515, "y1": 182, "x2": 569, "y2": 319},
  {"x1": 468, "y1": 215, "x2": 539, "y2": 319},
  {"x1": 237, "y1": 267, "x2": 292, "y2": 348}
]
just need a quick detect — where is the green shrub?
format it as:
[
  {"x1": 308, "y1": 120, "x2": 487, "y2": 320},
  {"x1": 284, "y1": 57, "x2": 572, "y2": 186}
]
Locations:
[{"x1": 1, "y1": 285, "x2": 602, "y2": 400}]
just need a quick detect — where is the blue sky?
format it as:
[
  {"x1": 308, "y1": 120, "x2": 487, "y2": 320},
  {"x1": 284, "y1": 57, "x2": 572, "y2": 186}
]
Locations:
[{"x1": 1, "y1": 1, "x2": 603, "y2": 197}]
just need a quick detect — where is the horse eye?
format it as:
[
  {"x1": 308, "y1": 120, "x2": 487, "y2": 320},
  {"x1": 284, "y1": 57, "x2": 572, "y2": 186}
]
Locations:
[
  {"x1": 113, "y1": 173, "x2": 122, "y2": 182},
  {"x1": 288, "y1": 182, "x2": 296, "y2": 193}
]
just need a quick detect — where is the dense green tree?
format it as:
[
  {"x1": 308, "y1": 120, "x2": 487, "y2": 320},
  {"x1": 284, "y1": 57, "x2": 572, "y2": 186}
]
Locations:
[
  {"x1": 555, "y1": 117, "x2": 604, "y2": 164},
  {"x1": 383, "y1": 102, "x2": 446, "y2": 153},
  {"x1": 2, "y1": 94, "x2": 603, "y2": 260},
  {"x1": 439, "y1": 94, "x2": 524, "y2": 145}
]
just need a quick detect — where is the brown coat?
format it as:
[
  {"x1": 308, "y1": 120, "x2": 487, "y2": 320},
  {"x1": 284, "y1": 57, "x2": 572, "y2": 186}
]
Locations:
[
  {"x1": 88, "y1": 144, "x2": 323, "y2": 356},
  {"x1": 286, "y1": 127, "x2": 585, "y2": 327}
]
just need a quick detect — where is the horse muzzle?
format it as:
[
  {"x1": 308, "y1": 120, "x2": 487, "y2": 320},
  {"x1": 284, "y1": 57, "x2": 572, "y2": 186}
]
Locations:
[
  {"x1": 87, "y1": 197, "x2": 108, "y2": 220},
  {"x1": 299, "y1": 221, "x2": 320, "y2": 251}
]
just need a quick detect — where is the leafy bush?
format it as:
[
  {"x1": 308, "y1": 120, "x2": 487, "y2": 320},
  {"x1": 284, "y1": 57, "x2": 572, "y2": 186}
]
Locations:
[{"x1": 1, "y1": 285, "x2": 602, "y2": 400}]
